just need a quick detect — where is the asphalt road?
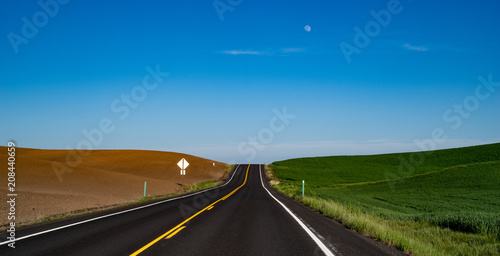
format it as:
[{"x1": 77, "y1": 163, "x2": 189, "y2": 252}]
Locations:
[{"x1": 1, "y1": 164, "x2": 405, "y2": 256}]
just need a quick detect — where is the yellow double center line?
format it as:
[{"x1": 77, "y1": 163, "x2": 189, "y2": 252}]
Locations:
[{"x1": 130, "y1": 164, "x2": 251, "y2": 256}]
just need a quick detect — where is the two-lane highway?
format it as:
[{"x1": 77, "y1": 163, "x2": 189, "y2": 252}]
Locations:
[
  {"x1": 133, "y1": 164, "x2": 326, "y2": 255},
  {"x1": 1, "y1": 164, "x2": 405, "y2": 255}
]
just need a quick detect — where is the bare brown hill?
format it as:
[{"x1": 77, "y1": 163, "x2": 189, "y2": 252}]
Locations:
[{"x1": 1, "y1": 147, "x2": 228, "y2": 226}]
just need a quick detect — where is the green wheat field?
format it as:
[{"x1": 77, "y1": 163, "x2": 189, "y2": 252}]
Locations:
[{"x1": 270, "y1": 143, "x2": 500, "y2": 255}]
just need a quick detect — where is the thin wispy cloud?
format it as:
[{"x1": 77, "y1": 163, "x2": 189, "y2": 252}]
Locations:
[
  {"x1": 220, "y1": 50, "x2": 264, "y2": 55},
  {"x1": 403, "y1": 43, "x2": 429, "y2": 52},
  {"x1": 282, "y1": 48, "x2": 305, "y2": 53},
  {"x1": 220, "y1": 48, "x2": 305, "y2": 56}
]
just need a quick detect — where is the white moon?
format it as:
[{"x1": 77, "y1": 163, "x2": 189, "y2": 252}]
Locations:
[{"x1": 304, "y1": 25, "x2": 311, "y2": 32}]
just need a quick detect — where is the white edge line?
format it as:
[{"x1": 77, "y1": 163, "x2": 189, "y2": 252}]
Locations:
[
  {"x1": 0, "y1": 164, "x2": 241, "y2": 246},
  {"x1": 258, "y1": 164, "x2": 335, "y2": 256}
]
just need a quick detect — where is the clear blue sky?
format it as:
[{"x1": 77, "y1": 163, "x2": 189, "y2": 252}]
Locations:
[{"x1": 1, "y1": 0, "x2": 499, "y2": 163}]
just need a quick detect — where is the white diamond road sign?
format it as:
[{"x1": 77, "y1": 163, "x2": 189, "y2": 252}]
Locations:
[{"x1": 178, "y1": 158, "x2": 189, "y2": 175}]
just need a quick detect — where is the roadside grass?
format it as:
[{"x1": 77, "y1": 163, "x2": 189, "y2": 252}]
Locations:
[
  {"x1": 186, "y1": 180, "x2": 223, "y2": 191},
  {"x1": 269, "y1": 143, "x2": 500, "y2": 256},
  {"x1": 123, "y1": 179, "x2": 223, "y2": 204},
  {"x1": 226, "y1": 164, "x2": 235, "y2": 173},
  {"x1": 273, "y1": 187, "x2": 499, "y2": 256}
]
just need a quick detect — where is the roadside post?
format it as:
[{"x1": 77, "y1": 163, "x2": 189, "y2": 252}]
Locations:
[
  {"x1": 302, "y1": 180, "x2": 305, "y2": 197},
  {"x1": 178, "y1": 158, "x2": 189, "y2": 184},
  {"x1": 144, "y1": 181, "x2": 147, "y2": 197}
]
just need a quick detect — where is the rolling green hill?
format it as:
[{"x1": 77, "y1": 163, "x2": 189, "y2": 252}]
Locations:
[
  {"x1": 270, "y1": 143, "x2": 500, "y2": 255},
  {"x1": 273, "y1": 143, "x2": 500, "y2": 187}
]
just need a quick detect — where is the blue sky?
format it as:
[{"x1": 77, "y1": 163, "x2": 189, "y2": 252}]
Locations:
[{"x1": 1, "y1": 0, "x2": 499, "y2": 163}]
